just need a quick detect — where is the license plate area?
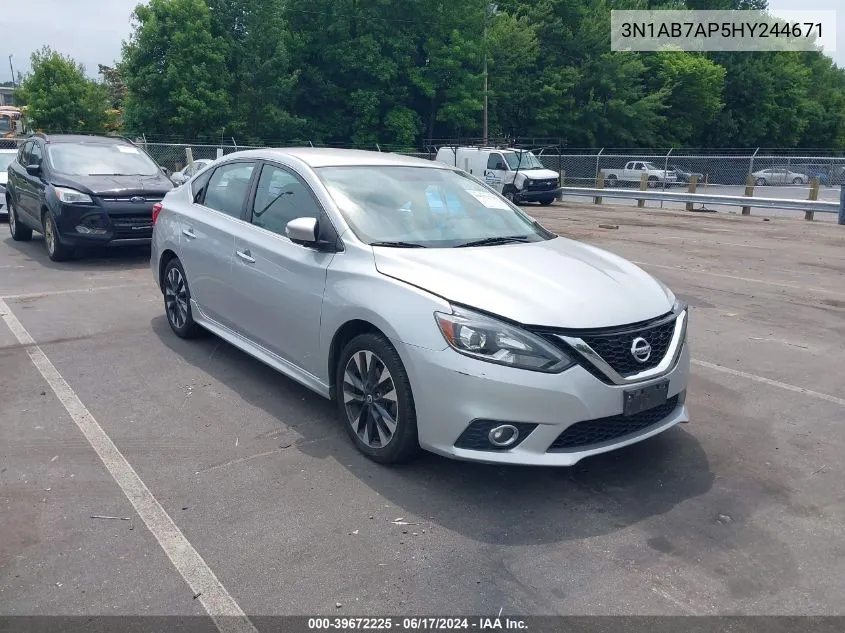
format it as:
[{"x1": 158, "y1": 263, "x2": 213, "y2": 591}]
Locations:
[{"x1": 623, "y1": 380, "x2": 669, "y2": 417}]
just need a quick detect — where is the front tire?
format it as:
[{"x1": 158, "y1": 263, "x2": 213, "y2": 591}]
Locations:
[
  {"x1": 162, "y1": 258, "x2": 203, "y2": 338},
  {"x1": 8, "y1": 197, "x2": 33, "y2": 241},
  {"x1": 43, "y1": 212, "x2": 73, "y2": 261},
  {"x1": 792, "y1": 177, "x2": 803, "y2": 185},
  {"x1": 755, "y1": 178, "x2": 767, "y2": 186},
  {"x1": 539, "y1": 198, "x2": 555, "y2": 206},
  {"x1": 336, "y1": 333, "x2": 419, "y2": 464}
]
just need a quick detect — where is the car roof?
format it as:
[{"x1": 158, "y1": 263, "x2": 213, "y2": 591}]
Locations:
[
  {"x1": 36, "y1": 134, "x2": 133, "y2": 145},
  {"x1": 229, "y1": 147, "x2": 450, "y2": 169}
]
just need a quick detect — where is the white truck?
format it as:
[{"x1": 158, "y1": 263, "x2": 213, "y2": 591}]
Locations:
[
  {"x1": 435, "y1": 146, "x2": 562, "y2": 205},
  {"x1": 600, "y1": 161, "x2": 677, "y2": 188}
]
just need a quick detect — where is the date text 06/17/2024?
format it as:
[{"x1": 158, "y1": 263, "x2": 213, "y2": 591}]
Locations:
[{"x1": 307, "y1": 617, "x2": 529, "y2": 630}]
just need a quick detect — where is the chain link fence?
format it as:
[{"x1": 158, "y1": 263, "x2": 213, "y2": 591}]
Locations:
[{"x1": 137, "y1": 141, "x2": 845, "y2": 188}]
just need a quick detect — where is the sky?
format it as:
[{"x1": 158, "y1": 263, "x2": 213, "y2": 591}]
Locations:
[{"x1": 0, "y1": 0, "x2": 842, "y2": 82}]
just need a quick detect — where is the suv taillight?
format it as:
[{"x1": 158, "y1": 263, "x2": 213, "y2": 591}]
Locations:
[{"x1": 151, "y1": 202, "x2": 163, "y2": 225}]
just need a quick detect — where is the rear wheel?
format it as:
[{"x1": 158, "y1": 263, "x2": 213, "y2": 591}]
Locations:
[
  {"x1": 606, "y1": 174, "x2": 618, "y2": 187},
  {"x1": 336, "y1": 333, "x2": 419, "y2": 464},
  {"x1": 163, "y1": 258, "x2": 203, "y2": 338},
  {"x1": 8, "y1": 197, "x2": 32, "y2": 241},
  {"x1": 755, "y1": 178, "x2": 767, "y2": 186},
  {"x1": 43, "y1": 212, "x2": 73, "y2": 261},
  {"x1": 539, "y1": 198, "x2": 555, "y2": 206},
  {"x1": 792, "y1": 177, "x2": 803, "y2": 185}
]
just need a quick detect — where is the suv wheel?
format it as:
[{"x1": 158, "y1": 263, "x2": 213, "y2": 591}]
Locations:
[
  {"x1": 43, "y1": 212, "x2": 73, "y2": 261},
  {"x1": 8, "y1": 197, "x2": 33, "y2": 242},
  {"x1": 163, "y1": 258, "x2": 203, "y2": 338},
  {"x1": 336, "y1": 333, "x2": 419, "y2": 464}
]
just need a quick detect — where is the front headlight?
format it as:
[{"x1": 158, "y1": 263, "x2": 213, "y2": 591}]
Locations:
[
  {"x1": 434, "y1": 306, "x2": 575, "y2": 373},
  {"x1": 55, "y1": 186, "x2": 93, "y2": 204}
]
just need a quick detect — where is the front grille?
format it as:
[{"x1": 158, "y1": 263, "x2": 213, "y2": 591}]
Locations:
[
  {"x1": 100, "y1": 196, "x2": 163, "y2": 203},
  {"x1": 111, "y1": 214, "x2": 153, "y2": 238},
  {"x1": 526, "y1": 179, "x2": 558, "y2": 191},
  {"x1": 579, "y1": 317, "x2": 677, "y2": 377},
  {"x1": 547, "y1": 396, "x2": 679, "y2": 451}
]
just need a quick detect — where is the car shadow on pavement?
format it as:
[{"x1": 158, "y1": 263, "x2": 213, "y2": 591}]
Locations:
[
  {"x1": 1, "y1": 235, "x2": 152, "y2": 271},
  {"x1": 152, "y1": 316, "x2": 714, "y2": 546}
]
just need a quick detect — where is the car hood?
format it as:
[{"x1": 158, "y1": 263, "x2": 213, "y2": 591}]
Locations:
[
  {"x1": 516, "y1": 168, "x2": 559, "y2": 180},
  {"x1": 51, "y1": 174, "x2": 174, "y2": 197},
  {"x1": 373, "y1": 237, "x2": 675, "y2": 329}
]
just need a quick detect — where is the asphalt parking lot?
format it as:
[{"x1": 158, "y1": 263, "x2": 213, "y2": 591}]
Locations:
[{"x1": 1, "y1": 202, "x2": 844, "y2": 623}]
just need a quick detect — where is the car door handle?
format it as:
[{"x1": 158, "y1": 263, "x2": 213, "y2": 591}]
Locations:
[
  {"x1": 182, "y1": 228, "x2": 197, "y2": 239},
  {"x1": 236, "y1": 249, "x2": 256, "y2": 264}
]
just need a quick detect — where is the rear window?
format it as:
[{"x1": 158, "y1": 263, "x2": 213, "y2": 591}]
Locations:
[{"x1": 47, "y1": 142, "x2": 161, "y2": 177}]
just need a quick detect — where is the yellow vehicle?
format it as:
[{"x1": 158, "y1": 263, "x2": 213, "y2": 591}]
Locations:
[{"x1": 0, "y1": 106, "x2": 24, "y2": 138}]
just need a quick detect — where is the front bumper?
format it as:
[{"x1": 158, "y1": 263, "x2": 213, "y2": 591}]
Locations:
[
  {"x1": 518, "y1": 187, "x2": 562, "y2": 202},
  {"x1": 53, "y1": 200, "x2": 155, "y2": 246},
  {"x1": 399, "y1": 339, "x2": 690, "y2": 466}
]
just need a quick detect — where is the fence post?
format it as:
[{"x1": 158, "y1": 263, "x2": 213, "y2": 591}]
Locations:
[
  {"x1": 560, "y1": 169, "x2": 566, "y2": 186},
  {"x1": 637, "y1": 172, "x2": 647, "y2": 207},
  {"x1": 748, "y1": 147, "x2": 759, "y2": 179},
  {"x1": 805, "y1": 177, "x2": 820, "y2": 221},
  {"x1": 595, "y1": 148, "x2": 604, "y2": 181},
  {"x1": 742, "y1": 175, "x2": 754, "y2": 215},
  {"x1": 594, "y1": 172, "x2": 604, "y2": 205},
  {"x1": 839, "y1": 186, "x2": 845, "y2": 225},
  {"x1": 185, "y1": 147, "x2": 194, "y2": 169},
  {"x1": 685, "y1": 175, "x2": 697, "y2": 211}
]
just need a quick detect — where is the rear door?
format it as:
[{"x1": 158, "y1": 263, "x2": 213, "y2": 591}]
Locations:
[
  {"x1": 177, "y1": 160, "x2": 258, "y2": 330},
  {"x1": 14, "y1": 140, "x2": 41, "y2": 223},
  {"x1": 228, "y1": 161, "x2": 337, "y2": 373}
]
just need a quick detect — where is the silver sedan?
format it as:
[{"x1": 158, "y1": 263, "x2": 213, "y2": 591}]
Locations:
[{"x1": 151, "y1": 148, "x2": 690, "y2": 465}]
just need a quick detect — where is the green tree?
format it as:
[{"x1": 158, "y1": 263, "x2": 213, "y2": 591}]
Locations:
[
  {"x1": 16, "y1": 47, "x2": 109, "y2": 133},
  {"x1": 121, "y1": 0, "x2": 232, "y2": 140},
  {"x1": 207, "y1": 0, "x2": 304, "y2": 143}
]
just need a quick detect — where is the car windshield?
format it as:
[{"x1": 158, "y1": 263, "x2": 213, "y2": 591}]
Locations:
[
  {"x1": 48, "y1": 142, "x2": 161, "y2": 176},
  {"x1": 0, "y1": 153, "x2": 14, "y2": 170},
  {"x1": 502, "y1": 151, "x2": 543, "y2": 170},
  {"x1": 315, "y1": 166, "x2": 553, "y2": 248},
  {"x1": 642, "y1": 162, "x2": 660, "y2": 170}
]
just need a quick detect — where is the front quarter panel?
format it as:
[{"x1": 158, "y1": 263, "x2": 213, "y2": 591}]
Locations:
[{"x1": 319, "y1": 240, "x2": 452, "y2": 384}]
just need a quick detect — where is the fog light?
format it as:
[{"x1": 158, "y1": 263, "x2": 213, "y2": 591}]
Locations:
[
  {"x1": 76, "y1": 225, "x2": 107, "y2": 235},
  {"x1": 488, "y1": 424, "x2": 520, "y2": 447}
]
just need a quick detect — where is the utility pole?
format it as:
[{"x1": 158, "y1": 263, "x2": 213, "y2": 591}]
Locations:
[
  {"x1": 483, "y1": 13, "x2": 488, "y2": 146},
  {"x1": 8, "y1": 55, "x2": 15, "y2": 90}
]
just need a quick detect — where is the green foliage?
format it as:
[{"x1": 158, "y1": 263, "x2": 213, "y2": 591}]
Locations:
[
  {"x1": 121, "y1": 0, "x2": 232, "y2": 140},
  {"x1": 103, "y1": 0, "x2": 845, "y2": 149},
  {"x1": 16, "y1": 47, "x2": 110, "y2": 134}
]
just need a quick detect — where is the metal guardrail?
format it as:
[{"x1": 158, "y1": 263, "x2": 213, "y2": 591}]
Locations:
[{"x1": 558, "y1": 186, "x2": 844, "y2": 219}]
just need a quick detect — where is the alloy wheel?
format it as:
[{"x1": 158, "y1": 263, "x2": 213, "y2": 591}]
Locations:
[
  {"x1": 164, "y1": 266, "x2": 189, "y2": 329},
  {"x1": 342, "y1": 350, "x2": 398, "y2": 448},
  {"x1": 8, "y1": 204, "x2": 15, "y2": 234},
  {"x1": 45, "y1": 217, "x2": 55, "y2": 256}
]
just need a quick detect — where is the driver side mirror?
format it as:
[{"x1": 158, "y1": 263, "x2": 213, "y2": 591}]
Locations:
[
  {"x1": 286, "y1": 216, "x2": 318, "y2": 244},
  {"x1": 286, "y1": 216, "x2": 341, "y2": 252},
  {"x1": 26, "y1": 164, "x2": 42, "y2": 177}
]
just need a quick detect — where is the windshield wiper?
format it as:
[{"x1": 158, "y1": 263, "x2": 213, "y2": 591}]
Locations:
[
  {"x1": 370, "y1": 241, "x2": 427, "y2": 248},
  {"x1": 88, "y1": 173, "x2": 144, "y2": 176},
  {"x1": 454, "y1": 235, "x2": 531, "y2": 248}
]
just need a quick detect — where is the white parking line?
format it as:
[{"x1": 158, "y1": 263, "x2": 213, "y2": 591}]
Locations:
[
  {"x1": 0, "y1": 299, "x2": 256, "y2": 633},
  {"x1": 0, "y1": 283, "x2": 142, "y2": 301},
  {"x1": 693, "y1": 359, "x2": 845, "y2": 408}
]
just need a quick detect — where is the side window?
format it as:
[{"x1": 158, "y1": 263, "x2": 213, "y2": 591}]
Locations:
[
  {"x1": 29, "y1": 142, "x2": 43, "y2": 166},
  {"x1": 632, "y1": 162, "x2": 643, "y2": 170},
  {"x1": 201, "y1": 162, "x2": 256, "y2": 218},
  {"x1": 250, "y1": 164, "x2": 321, "y2": 236},
  {"x1": 191, "y1": 166, "x2": 214, "y2": 203},
  {"x1": 18, "y1": 141, "x2": 32, "y2": 165},
  {"x1": 487, "y1": 154, "x2": 505, "y2": 170}
]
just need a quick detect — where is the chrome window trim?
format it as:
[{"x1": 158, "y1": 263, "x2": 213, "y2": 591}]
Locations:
[{"x1": 557, "y1": 308, "x2": 688, "y2": 385}]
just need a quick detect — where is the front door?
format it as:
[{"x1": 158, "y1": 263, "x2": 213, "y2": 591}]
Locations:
[
  {"x1": 229, "y1": 162, "x2": 336, "y2": 375},
  {"x1": 177, "y1": 160, "x2": 257, "y2": 330},
  {"x1": 14, "y1": 141, "x2": 43, "y2": 223},
  {"x1": 483, "y1": 153, "x2": 508, "y2": 193}
]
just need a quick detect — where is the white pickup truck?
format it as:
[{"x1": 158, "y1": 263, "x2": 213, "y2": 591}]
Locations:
[{"x1": 600, "y1": 161, "x2": 677, "y2": 188}]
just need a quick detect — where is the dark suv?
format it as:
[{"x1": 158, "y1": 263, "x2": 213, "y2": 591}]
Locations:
[{"x1": 5, "y1": 134, "x2": 173, "y2": 261}]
